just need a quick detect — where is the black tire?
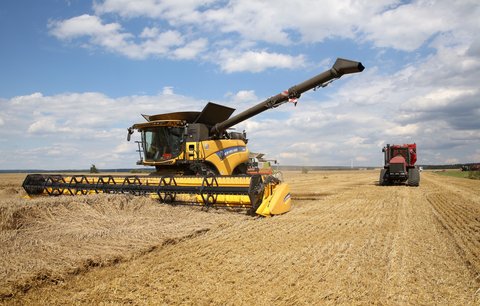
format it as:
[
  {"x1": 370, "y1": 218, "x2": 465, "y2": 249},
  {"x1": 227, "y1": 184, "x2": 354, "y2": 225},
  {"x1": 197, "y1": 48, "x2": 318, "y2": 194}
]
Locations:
[
  {"x1": 233, "y1": 163, "x2": 248, "y2": 175},
  {"x1": 379, "y1": 169, "x2": 387, "y2": 186},
  {"x1": 407, "y1": 168, "x2": 420, "y2": 187}
]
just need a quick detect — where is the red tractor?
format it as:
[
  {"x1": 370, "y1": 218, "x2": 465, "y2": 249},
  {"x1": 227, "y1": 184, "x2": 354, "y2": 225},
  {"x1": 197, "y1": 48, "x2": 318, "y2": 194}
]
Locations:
[{"x1": 379, "y1": 143, "x2": 420, "y2": 186}]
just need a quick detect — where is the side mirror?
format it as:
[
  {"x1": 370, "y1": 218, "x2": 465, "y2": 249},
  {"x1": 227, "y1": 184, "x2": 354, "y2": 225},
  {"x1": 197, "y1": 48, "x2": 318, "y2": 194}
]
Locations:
[{"x1": 127, "y1": 127, "x2": 134, "y2": 141}]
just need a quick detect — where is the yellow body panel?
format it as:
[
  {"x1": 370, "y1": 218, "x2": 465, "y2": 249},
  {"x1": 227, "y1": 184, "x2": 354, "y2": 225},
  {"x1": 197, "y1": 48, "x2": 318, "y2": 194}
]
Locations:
[
  {"x1": 142, "y1": 139, "x2": 249, "y2": 175},
  {"x1": 190, "y1": 139, "x2": 249, "y2": 175},
  {"x1": 255, "y1": 182, "x2": 292, "y2": 217}
]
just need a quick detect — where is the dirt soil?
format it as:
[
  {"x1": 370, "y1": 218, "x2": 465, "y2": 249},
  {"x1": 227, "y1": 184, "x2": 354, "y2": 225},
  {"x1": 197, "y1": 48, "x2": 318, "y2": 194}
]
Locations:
[{"x1": 0, "y1": 171, "x2": 479, "y2": 305}]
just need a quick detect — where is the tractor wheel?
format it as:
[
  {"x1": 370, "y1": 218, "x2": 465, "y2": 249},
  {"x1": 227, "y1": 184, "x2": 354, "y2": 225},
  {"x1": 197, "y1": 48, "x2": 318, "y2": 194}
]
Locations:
[
  {"x1": 379, "y1": 169, "x2": 387, "y2": 186},
  {"x1": 407, "y1": 168, "x2": 420, "y2": 187}
]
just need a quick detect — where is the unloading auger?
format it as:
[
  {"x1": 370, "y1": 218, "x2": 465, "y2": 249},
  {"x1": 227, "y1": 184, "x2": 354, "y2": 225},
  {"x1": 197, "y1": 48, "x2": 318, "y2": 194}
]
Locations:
[{"x1": 22, "y1": 58, "x2": 364, "y2": 216}]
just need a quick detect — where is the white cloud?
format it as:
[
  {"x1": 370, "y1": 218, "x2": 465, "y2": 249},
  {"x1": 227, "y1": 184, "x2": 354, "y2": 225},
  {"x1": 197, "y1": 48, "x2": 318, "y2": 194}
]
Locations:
[
  {"x1": 113, "y1": 142, "x2": 132, "y2": 154},
  {"x1": 87, "y1": 1, "x2": 477, "y2": 52},
  {"x1": 49, "y1": 14, "x2": 123, "y2": 39},
  {"x1": 48, "y1": 1, "x2": 480, "y2": 75},
  {"x1": 94, "y1": 0, "x2": 216, "y2": 21},
  {"x1": 162, "y1": 86, "x2": 174, "y2": 95},
  {"x1": 172, "y1": 38, "x2": 208, "y2": 60},
  {"x1": 404, "y1": 88, "x2": 477, "y2": 111},
  {"x1": 5, "y1": 0, "x2": 480, "y2": 168},
  {"x1": 384, "y1": 124, "x2": 419, "y2": 137},
  {"x1": 140, "y1": 30, "x2": 185, "y2": 56},
  {"x1": 49, "y1": 14, "x2": 141, "y2": 57},
  {"x1": 0, "y1": 89, "x2": 206, "y2": 169},
  {"x1": 27, "y1": 117, "x2": 58, "y2": 134},
  {"x1": 345, "y1": 136, "x2": 368, "y2": 148},
  {"x1": 218, "y1": 50, "x2": 305, "y2": 73},
  {"x1": 139, "y1": 27, "x2": 160, "y2": 39},
  {"x1": 49, "y1": 15, "x2": 201, "y2": 60},
  {"x1": 225, "y1": 35, "x2": 480, "y2": 166},
  {"x1": 231, "y1": 90, "x2": 257, "y2": 103},
  {"x1": 361, "y1": 2, "x2": 451, "y2": 51}
]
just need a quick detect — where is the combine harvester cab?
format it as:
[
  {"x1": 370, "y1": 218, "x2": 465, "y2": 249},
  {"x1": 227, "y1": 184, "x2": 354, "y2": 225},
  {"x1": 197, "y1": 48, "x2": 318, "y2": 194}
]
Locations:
[
  {"x1": 379, "y1": 143, "x2": 420, "y2": 186},
  {"x1": 22, "y1": 58, "x2": 365, "y2": 216}
]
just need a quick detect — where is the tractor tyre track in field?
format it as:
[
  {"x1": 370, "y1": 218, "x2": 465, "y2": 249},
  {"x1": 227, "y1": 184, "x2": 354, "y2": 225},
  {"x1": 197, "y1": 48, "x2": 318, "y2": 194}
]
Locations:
[
  {"x1": 423, "y1": 174, "x2": 480, "y2": 278},
  {"x1": 1, "y1": 171, "x2": 479, "y2": 305}
]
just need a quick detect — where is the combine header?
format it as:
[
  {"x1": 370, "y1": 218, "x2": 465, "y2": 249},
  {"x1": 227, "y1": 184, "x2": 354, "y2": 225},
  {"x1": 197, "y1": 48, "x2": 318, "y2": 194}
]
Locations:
[
  {"x1": 22, "y1": 174, "x2": 283, "y2": 216},
  {"x1": 23, "y1": 58, "x2": 365, "y2": 216}
]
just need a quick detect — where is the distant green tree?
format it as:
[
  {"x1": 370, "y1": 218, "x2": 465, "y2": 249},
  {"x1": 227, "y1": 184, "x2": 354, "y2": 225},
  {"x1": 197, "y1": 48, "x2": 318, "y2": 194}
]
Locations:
[
  {"x1": 301, "y1": 167, "x2": 309, "y2": 174},
  {"x1": 90, "y1": 164, "x2": 99, "y2": 173}
]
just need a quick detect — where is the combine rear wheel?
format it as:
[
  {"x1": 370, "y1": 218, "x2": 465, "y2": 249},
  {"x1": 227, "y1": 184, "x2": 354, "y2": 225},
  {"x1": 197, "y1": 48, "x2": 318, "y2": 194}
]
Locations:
[{"x1": 407, "y1": 168, "x2": 420, "y2": 187}]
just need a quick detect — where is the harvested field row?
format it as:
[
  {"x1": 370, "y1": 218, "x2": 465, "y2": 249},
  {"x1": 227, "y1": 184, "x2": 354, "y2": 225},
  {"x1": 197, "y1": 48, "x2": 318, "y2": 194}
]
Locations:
[
  {"x1": 423, "y1": 174, "x2": 480, "y2": 276},
  {"x1": 0, "y1": 177, "x2": 247, "y2": 300},
  {"x1": 1, "y1": 171, "x2": 479, "y2": 305}
]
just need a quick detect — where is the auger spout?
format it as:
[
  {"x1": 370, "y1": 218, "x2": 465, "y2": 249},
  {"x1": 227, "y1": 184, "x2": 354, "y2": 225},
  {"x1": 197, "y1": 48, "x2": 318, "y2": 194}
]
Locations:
[{"x1": 210, "y1": 58, "x2": 364, "y2": 136}]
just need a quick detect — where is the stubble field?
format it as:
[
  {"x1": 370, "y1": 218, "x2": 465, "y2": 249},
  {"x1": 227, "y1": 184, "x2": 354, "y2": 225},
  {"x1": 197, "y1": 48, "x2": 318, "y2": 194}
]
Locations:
[{"x1": 0, "y1": 170, "x2": 479, "y2": 305}]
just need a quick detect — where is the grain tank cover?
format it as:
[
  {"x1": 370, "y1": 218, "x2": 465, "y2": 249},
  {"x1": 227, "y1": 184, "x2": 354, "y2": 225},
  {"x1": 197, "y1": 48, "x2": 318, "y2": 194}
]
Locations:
[
  {"x1": 142, "y1": 112, "x2": 200, "y2": 123},
  {"x1": 140, "y1": 102, "x2": 235, "y2": 126},
  {"x1": 194, "y1": 102, "x2": 235, "y2": 126}
]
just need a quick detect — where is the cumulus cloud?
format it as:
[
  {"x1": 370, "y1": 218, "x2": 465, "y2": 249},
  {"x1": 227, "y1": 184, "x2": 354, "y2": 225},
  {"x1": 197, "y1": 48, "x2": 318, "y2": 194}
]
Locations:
[
  {"x1": 230, "y1": 36, "x2": 480, "y2": 166},
  {"x1": 218, "y1": 50, "x2": 305, "y2": 73},
  {"x1": 6, "y1": 0, "x2": 479, "y2": 168},
  {"x1": 49, "y1": 14, "x2": 122, "y2": 39},
  {"x1": 93, "y1": 0, "x2": 216, "y2": 21},
  {"x1": 172, "y1": 38, "x2": 208, "y2": 59},
  {"x1": 27, "y1": 117, "x2": 58, "y2": 134},
  {"x1": 49, "y1": 15, "x2": 202, "y2": 60},
  {"x1": 48, "y1": 1, "x2": 479, "y2": 74},
  {"x1": 3, "y1": 51, "x2": 480, "y2": 169},
  {"x1": 84, "y1": 1, "x2": 478, "y2": 50},
  {"x1": 0, "y1": 88, "x2": 206, "y2": 169},
  {"x1": 93, "y1": 0, "x2": 385, "y2": 44},
  {"x1": 361, "y1": 1, "x2": 452, "y2": 51},
  {"x1": 230, "y1": 90, "x2": 257, "y2": 103},
  {"x1": 384, "y1": 124, "x2": 419, "y2": 137}
]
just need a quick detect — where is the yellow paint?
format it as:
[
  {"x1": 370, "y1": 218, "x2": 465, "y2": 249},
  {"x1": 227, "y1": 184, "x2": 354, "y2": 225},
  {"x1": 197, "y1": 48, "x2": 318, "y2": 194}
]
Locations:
[
  {"x1": 143, "y1": 139, "x2": 249, "y2": 175},
  {"x1": 27, "y1": 174, "x2": 291, "y2": 217},
  {"x1": 255, "y1": 183, "x2": 292, "y2": 217}
]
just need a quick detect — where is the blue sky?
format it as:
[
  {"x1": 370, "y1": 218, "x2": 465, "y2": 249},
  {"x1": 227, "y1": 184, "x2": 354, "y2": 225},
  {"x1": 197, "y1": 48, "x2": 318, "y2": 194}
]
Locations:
[{"x1": 1, "y1": 0, "x2": 479, "y2": 170}]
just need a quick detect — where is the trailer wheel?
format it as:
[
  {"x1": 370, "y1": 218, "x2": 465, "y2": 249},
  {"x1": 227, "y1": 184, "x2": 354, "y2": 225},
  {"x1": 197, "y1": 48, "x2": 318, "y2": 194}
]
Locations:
[
  {"x1": 379, "y1": 169, "x2": 387, "y2": 186},
  {"x1": 407, "y1": 168, "x2": 420, "y2": 187}
]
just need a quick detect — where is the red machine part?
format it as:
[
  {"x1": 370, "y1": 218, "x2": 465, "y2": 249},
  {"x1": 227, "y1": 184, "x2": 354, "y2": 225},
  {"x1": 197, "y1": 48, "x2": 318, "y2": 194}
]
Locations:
[
  {"x1": 380, "y1": 143, "x2": 420, "y2": 187},
  {"x1": 388, "y1": 143, "x2": 417, "y2": 167}
]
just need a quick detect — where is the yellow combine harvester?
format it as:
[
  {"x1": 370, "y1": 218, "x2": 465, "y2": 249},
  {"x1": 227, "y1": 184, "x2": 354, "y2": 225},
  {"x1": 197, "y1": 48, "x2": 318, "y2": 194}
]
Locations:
[{"x1": 22, "y1": 58, "x2": 364, "y2": 216}]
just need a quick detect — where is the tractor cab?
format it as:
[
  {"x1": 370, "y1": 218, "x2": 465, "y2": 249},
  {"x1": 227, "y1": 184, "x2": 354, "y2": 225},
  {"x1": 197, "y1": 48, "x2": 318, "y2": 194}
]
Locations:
[{"x1": 383, "y1": 144, "x2": 417, "y2": 167}]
